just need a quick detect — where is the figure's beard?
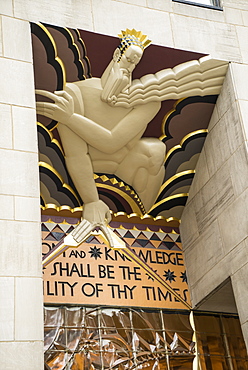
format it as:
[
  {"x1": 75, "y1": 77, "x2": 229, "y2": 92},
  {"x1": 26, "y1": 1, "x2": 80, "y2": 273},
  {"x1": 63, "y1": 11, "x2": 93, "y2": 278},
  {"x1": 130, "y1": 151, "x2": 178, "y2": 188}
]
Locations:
[{"x1": 101, "y1": 65, "x2": 131, "y2": 105}]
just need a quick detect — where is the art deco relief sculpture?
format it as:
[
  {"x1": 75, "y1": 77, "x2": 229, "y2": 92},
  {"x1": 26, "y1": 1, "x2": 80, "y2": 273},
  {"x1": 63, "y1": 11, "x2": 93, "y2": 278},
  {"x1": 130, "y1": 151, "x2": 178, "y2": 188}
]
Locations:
[{"x1": 36, "y1": 29, "x2": 228, "y2": 234}]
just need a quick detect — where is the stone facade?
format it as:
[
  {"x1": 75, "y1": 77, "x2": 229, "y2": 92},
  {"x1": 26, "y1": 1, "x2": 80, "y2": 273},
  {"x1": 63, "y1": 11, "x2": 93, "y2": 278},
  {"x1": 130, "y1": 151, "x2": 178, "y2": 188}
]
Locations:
[
  {"x1": 0, "y1": 0, "x2": 248, "y2": 368},
  {"x1": 180, "y1": 63, "x2": 248, "y2": 347}
]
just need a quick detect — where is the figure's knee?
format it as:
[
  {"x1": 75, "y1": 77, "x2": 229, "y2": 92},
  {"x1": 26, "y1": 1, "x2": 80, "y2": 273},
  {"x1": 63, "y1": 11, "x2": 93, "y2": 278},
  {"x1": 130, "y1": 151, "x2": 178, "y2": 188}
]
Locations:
[
  {"x1": 115, "y1": 138, "x2": 165, "y2": 186},
  {"x1": 139, "y1": 138, "x2": 166, "y2": 175}
]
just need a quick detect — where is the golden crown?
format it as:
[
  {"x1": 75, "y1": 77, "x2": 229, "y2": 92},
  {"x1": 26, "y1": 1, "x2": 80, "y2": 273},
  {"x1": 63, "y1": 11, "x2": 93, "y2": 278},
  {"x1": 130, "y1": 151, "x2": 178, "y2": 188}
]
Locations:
[{"x1": 118, "y1": 29, "x2": 151, "y2": 55}]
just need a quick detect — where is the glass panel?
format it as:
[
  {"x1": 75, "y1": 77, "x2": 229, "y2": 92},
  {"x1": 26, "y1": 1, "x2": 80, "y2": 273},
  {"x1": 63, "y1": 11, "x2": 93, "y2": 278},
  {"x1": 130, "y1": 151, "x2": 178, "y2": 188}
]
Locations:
[
  {"x1": 44, "y1": 306, "x2": 64, "y2": 327},
  {"x1": 84, "y1": 308, "x2": 99, "y2": 328},
  {"x1": 45, "y1": 352, "x2": 68, "y2": 370},
  {"x1": 166, "y1": 330, "x2": 193, "y2": 353},
  {"x1": 100, "y1": 328, "x2": 133, "y2": 349},
  {"x1": 226, "y1": 335, "x2": 248, "y2": 360},
  {"x1": 199, "y1": 355, "x2": 229, "y2": 370},
  {"x1": 162, "y1": 311, "x2": 193, "y2": 354},
  {"x1": 169, "y1": 355, "x2": 194, "y2": 369},
  {"x1": 155, "y1": 358, "x2": 169, "y2": 370},
  {"x1": 44, "y1": 327, "x2": 59, "y2": 352},
  {"x1": 221, "y1": 316, "x2": 248, "y2": 360},
  {"x1": 87, "y1": 351, "x2": 103, "y2": 369},
  {"x1": 54, "y1": 328, "x2": 67, "y2": 350},
  {"x1": 133, "y1": 309, "x2": 162, "y2": 329},
  {"x1": 44, "y1": 307, "x2": 248, "y2": 370},
  {"x1": 134, "y1": 358, "x2": 169, "y2": 370},
  {"x1": 67, "y1": 328, "x2": 82, "y2": 350},
  {"x1": 65, "y1": 306, "x2": 84, "y2": 327},
  {"x1": 196, "y1": 332, "x2": 225, "y2": 356},
  {"x1": 100, "y1": 308, "x2": 131, "y2": 329},
  {"x1": 66, "y1": 351, "x2": 104, "y2": 370},
  {"x1": 222, "y1": 316, "x2": 243, "y2": 336},
  {"x1": 100, "y1": 334, "x2": 131, "y2": 368},
  {"x1": 194, "y1": 313, "x2": 222, "y2": 334},
  {"x1": 101, "y1": 326, "x2": 118, "y2": 335},
  {"x1": 68, "y1": 353, "x2": 85, "y2": 370},
  {"x1": 234, "y1": 359, "x2": 248, "y2": 370},
  {"x1": 133, "y1": 328, "x2": 158, "y2": 347},
  {"x1": 162, "y1": 311, "x2": 192, "y2": 332},
  {"x1": 132, "y1": 330, "x2": 162, "y2": 351}
]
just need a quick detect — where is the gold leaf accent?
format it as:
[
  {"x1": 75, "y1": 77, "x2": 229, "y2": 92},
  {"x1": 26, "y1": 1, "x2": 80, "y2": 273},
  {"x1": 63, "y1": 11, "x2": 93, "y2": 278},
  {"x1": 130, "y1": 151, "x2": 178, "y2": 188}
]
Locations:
[{"x1": 99, "y1": 175, "x2": 109, "y2": 182}]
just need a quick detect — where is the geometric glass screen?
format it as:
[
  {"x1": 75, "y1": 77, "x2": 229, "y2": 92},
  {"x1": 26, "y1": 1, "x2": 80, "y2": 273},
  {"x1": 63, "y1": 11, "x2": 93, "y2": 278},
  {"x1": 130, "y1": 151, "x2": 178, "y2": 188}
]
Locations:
[{"x1": 44, "y1": 306, "x2": 247, "y2": 370}]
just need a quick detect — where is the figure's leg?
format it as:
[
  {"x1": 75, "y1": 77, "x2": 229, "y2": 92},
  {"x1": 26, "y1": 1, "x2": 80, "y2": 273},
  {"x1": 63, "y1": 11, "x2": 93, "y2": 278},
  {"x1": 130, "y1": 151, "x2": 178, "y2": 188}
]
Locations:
[
  {"x1": 115, "y1": 138, "x2": 166, "y2": 212},
  {"x1": 58, "y1": 124, "x2": 99, "y2": 203},
  {"x1": 57, "y1": 125, "x2": 111, "y2": 224}
]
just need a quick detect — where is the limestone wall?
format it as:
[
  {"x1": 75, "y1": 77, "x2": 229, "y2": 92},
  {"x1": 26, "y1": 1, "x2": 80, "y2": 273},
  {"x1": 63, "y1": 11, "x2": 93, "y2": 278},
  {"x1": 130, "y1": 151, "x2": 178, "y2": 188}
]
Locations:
[
  {"x1": 3, "y1": 0, "x2": 248, "y2": 62},
  {"x1": 180, "y1": 63, "x2": 248, "y2": 347},
  {"x1": 0, "y1": 3, "x2": 43, "y2": 370}
]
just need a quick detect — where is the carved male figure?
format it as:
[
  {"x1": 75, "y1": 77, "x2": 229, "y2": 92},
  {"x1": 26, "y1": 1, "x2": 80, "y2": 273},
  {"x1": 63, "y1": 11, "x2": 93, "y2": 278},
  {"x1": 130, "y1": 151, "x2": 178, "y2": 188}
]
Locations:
[
  {"x1": 36, "y1": 29, "x2": 228, "y2": 227},
  {"x1": 36, "y1": 30, "x2": 165, "y2": 224}
]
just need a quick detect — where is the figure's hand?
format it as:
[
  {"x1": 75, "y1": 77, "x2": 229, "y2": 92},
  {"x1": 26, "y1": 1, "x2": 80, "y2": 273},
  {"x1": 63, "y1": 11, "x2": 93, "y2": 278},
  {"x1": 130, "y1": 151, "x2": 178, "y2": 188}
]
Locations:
[
  {"x1": 107, "y1": 95, "x2": 117, "y2": 106},
  {"x1": 82, "y1": 200, "x2": 112, "y2": 226},
  {"x1": 36, "y1": 90, "x2": 74, "y2": 124}
]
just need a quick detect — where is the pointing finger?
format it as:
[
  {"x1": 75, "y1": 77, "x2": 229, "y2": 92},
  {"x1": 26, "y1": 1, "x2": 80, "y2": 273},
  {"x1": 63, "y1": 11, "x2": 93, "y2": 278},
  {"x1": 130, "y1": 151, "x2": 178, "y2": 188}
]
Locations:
[
  {"x1": 35, "y1": 89, "x2": 61, "y2": 103},
  {"x1": 36, "y1": 107, "x2": 55, "y2": 119},
  {"x1": 55, "y1": 90, "x2": 72, "y2": 102},
  {"x1": 36, "y1": 106, "x2": 55, "y2": 114},
  {"x1": 36, "y1": 102, "x2": 56, "y2": 109}
]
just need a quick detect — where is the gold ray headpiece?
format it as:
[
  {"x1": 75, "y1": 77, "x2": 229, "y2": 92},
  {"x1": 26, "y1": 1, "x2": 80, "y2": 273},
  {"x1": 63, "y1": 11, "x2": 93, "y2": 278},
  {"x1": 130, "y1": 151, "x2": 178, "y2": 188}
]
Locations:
[{"x1": 118, "y1": 28, "x2": 151, "y2": 56}]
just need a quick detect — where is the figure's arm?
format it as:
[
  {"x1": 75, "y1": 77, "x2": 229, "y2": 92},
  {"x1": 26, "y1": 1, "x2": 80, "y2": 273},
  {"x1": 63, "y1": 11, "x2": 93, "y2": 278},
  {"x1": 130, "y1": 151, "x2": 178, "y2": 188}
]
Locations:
[
  {"x1": 67, "y1": 103, "x2": 160, "y2": 154},
  {"x1": 36, "y1": 90, "x2": 161, "y2": 154},
  {"x1": 36, "y1": 90, "x2": 111, "y2": 225}
]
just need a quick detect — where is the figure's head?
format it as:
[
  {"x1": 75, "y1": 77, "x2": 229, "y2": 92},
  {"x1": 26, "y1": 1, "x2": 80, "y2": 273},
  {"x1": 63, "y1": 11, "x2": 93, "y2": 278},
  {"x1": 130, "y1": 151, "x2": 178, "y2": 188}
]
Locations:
[
  {"x1": 116, "y1": 29, "x2": 150, "y2": 71},
  {"x1": 101, "y1": 29, "x2": 151, "y2": 104},
  {"x1": 115, "y1": 44, "x2": 143, "y2": 73}
]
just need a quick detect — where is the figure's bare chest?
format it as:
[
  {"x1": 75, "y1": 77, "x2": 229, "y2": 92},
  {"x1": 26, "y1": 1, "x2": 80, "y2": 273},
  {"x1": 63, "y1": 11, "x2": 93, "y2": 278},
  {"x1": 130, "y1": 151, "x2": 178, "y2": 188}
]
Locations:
[{"x1": 79, "y1": 82, "x2": 132, "y2": 130}]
